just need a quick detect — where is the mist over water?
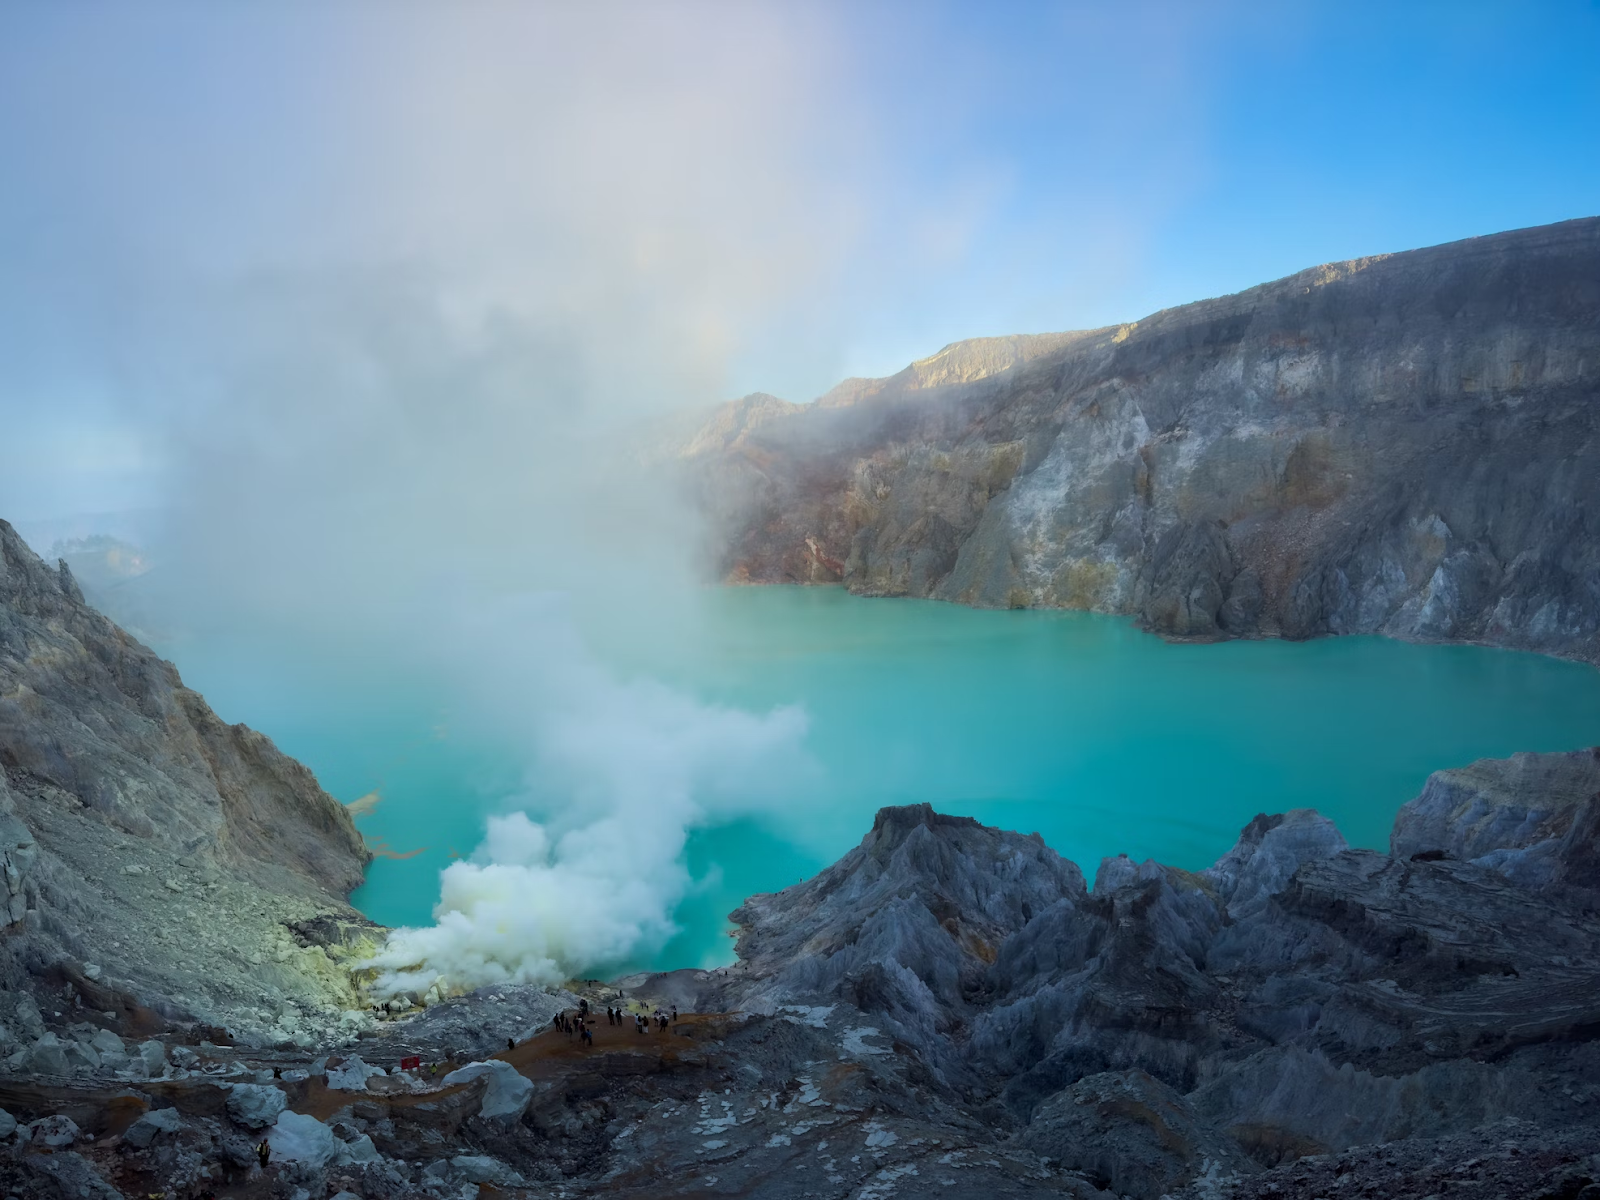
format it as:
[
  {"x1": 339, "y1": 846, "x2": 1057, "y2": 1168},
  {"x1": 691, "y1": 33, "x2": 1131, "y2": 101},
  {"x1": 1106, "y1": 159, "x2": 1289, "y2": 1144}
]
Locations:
[
  {"x1": 164, "y1": 586, "x2": 1600, "y2": 983},
  {"x1": 7, "y1": 4, "x2": 1600, "y2": 1000}
]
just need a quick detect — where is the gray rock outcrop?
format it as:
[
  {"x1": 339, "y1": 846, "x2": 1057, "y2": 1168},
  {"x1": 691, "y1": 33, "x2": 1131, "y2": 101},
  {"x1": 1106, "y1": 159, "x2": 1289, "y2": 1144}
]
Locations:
[
  {"x1": 622, "y1": 747, "x2": 1600, "y2": 1196},
  {"x1": 1391, "y1": 746, "x2": 1600, "y2": 890},
  {"x1": 225, "y1": 1081, "x2": 287, "y2": 1130},
  {"x1": 0, "y1": 517, "x2": 377, "y2": 1041},
  {"x1": 680, "y1": 217, "x2": 1600, "y2": 663}
]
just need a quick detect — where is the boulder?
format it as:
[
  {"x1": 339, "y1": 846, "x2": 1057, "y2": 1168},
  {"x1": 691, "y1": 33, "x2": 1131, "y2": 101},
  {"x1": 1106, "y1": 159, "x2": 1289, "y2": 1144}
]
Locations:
[
  {"x1": 325, "y1": 1053, "x2": 385, "y2": 1091},
  {"x1": 23, "y1": 1114, "x2": 82, "y2": 1147},
  {"x1": 137, "y1": 1038, "x2": 167, "y2": 1075},
  {"x1": 0, "y1": 1107, "x2": 15, "y2": 1139},
  {"x1": 61, "y1": 1038, "x2": 101, "y2": 1073},
  {"x1": 226, "y1": 1082, "x2": 288, "y2": 1130},
  {"x1": 26, "y1": 1032, "x2": 70, "y2": 1075},
  {"x1": 124, "y1": 1106, "x2": 183, "y2": 1149},
  {"x1": 333, "y1": 1132, "x2": 381, "y2": 1165},
  {"x1": 441, "y1": 1060, "x2": 534, "y2": 1121},
  {"x1": 267, "y1": 1109, "x2": 338, "y2": 1169}
]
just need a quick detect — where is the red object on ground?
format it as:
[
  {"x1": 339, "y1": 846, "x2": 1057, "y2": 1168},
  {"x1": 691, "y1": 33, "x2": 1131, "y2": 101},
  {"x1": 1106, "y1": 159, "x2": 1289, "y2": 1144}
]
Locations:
[{"x1": 400, "y1": 1055, "x2": 421, "y2": 1071}]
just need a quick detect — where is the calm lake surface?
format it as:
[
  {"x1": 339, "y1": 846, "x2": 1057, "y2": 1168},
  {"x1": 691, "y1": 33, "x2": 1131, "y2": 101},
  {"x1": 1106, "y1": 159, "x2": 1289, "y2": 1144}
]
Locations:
[{"x1": 164, "y1": 586, "x2": 1600, "y2": 975}]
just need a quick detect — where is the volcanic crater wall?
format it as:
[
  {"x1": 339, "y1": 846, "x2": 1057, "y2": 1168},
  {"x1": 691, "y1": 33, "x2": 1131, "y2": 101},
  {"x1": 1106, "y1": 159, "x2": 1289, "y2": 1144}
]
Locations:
[{"x1": 683, "y1": 217, "x2": 1600, "y2": 663}]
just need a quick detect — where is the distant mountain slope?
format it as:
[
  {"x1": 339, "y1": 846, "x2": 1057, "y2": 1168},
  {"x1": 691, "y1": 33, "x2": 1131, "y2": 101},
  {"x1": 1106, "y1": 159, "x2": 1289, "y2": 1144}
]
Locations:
[{"x1": 681, "y1": 217, "x2": 1600, "y2": 663}]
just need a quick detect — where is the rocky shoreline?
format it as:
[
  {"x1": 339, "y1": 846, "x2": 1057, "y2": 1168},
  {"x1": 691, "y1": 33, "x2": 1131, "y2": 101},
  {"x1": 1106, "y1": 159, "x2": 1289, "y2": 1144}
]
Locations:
[
  {"x1": 5, "y1": 503, "x2": 1600, "y2": 1198},
  {"x1": 678, "y1": 217, "x2": 1600, "y2": 666},
  {"x1": 2, "y1": 742, "x2": 1597, "y2": 1197}
]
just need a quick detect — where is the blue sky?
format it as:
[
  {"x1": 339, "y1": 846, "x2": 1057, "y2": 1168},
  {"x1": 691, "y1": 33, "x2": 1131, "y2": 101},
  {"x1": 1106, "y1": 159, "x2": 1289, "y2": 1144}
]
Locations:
[{"x1": 0, "y1": 1, "x2": 1597, "y2": 523}]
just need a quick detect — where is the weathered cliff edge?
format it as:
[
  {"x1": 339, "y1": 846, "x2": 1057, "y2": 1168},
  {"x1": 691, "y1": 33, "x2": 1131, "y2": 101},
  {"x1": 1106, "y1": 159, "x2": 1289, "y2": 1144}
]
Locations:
[
  {"x1": 0, "y1": 518, "x2": 376, "y2": 1047},
  {"x1": 1, "y1": 746, "x2": 1597, "y2": 1199},
  {"x1": 680, "y1": 216, "x2": 1600, "y2": 663}
]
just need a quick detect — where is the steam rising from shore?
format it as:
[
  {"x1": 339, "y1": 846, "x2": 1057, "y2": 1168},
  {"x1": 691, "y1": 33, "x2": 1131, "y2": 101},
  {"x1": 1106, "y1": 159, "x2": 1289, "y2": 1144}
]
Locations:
[
  {"x1": 1, "y1": 3, "x2": 1185, "y2": 995},
  {"x1": 364, "y1": 619, "x2": 810, "y2": 994}
]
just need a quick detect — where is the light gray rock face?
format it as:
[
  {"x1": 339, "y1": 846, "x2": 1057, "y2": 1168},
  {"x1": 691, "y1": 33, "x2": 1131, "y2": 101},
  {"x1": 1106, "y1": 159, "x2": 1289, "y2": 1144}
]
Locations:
[
  {"x1": 618, "y1": 752, "x2": 1600, "y2": 1197},
  {"x1": 324, "y1": 1053, "x2": 384, "y2": 1091},
  {"x1": 682, "y1": 217, "x2": 1600, "y2": 664},
  {"x1": 441, "y1": 1059, "x2": 535, "y2": 1121},
  {"x1": 123, "y1": 1105, "x2": 183, "y2": 1148},
  {"x1": 267, "y1": 1109, "x2": 338, "y2": 1168},
  {"x1": 1392, "y1": 747, "x2": 1600, "y2": 890},
  {"x1": 26, "y1": 1032, "x2": 70, "y2": 1076},
  {"x1": 1202, "y1": 808, "x2": 1349, "y2": 917},
  {"x1": 0, "y1": 517, "x2": 377, "y2": 1038},
  {"x1": 225, "y1": 1082, "x2": 287, "y2": 1129},
  {"x1": 23, "y1": 1113, "x2": 81, "y2": 1146},
  {"x1": 722, "y1": 803, "x2": 1086, "y2": 1083}
]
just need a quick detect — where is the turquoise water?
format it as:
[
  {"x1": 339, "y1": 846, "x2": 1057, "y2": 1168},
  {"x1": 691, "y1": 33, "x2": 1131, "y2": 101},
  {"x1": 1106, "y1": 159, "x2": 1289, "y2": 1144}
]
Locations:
[{"x1": 162, "y1": 586, "x2": 1600, "y2": 974}]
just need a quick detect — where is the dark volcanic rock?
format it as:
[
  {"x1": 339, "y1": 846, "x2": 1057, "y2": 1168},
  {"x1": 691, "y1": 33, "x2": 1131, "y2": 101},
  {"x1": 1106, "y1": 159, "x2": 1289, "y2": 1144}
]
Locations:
[
  {"x1": 680, "y1": 217, "x2": 1600, "y2": 662},
  {"x1": 1391, "y1": 746, "x2": 1600, "y2": 892}
]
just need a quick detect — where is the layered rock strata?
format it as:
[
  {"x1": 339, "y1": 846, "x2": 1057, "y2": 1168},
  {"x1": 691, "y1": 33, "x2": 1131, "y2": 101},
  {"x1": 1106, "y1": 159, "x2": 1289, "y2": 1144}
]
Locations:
[
  {"x1": 681, "y1": 217, "x2": 1600, "y2": 662},
  {"x1": 1, "y1": 748, "x2": 1598, "y2": 1198},
  {"x1": 0, "y1": 519, "x2": 376, "y2": 1046}
]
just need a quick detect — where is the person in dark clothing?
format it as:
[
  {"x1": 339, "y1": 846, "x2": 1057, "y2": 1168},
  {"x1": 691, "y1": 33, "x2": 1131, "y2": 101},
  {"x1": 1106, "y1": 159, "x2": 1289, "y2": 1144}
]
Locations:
[
  {"x1": 552, "y1": 1013, "x2": 561, "y2": 1032},
  {"x1": 256, "y1": 1140, "x2": 271, "y2": 1168},
  {"x1": 507, "y1": 1037, "x2": 515, "y2": 1051},
  {"x1": 671, "y1": 1005, "x2": 678, "y2": 1024}
]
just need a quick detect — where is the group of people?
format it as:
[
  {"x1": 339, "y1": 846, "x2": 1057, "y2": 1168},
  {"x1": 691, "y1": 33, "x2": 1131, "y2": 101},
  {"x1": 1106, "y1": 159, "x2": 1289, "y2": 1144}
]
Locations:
[
  {"x1": 551, "y1": 1004, "x2": 596, "y2": 1046},
  {"x1": 545, "y1": 999, "x2": 682, "y2": 1046}
]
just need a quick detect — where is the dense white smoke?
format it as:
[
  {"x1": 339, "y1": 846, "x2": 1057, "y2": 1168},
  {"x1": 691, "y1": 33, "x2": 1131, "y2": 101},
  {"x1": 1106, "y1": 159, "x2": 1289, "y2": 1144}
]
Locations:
[{"x1": 364, "y1": 600, "x2": 810, "y2": 994}]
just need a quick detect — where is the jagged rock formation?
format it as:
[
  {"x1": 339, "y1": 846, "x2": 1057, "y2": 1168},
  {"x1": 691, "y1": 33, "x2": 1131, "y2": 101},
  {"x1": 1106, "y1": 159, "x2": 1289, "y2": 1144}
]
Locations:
[
  {"x1": 0, "y1": 518, "x2": 376, "y2": 1046},
  {"x1": 681, "y1": 217, "x2": 1600, "y2": 662},
  {"x1": 0, "y1": 746, "x2": 1598, "y2": 1197}
]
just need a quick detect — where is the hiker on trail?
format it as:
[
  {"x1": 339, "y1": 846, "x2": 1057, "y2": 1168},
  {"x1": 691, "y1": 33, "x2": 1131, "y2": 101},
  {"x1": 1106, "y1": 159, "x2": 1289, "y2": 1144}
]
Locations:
[
  {"x1": 507, "y1": 1037, "x2": 515, "y2": 1051},
  {"x1": 256, "y1": 1139, "x2": 271, "y2": 1168},
  {"x1": 551, "y1": 1014, "x2": 561, "y2": 1032},
  {"x1": 671, "y1": 1005, "x2": 678, "y2": 1024},
  {"x1": 582, "y1": 1025, "x2": 593, "y2": 1047},
  {"x1": 579, "y1": 997, "x2": 589, "y2": 1016}
]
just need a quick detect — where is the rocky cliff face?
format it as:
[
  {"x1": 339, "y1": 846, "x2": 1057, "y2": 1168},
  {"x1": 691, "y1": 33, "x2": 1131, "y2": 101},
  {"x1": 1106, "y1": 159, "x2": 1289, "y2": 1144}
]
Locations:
[
  {"x1": 0, "y1": 519, "x2": 375, "y2": 1045},
  {"x1": 683, "y1": 217, "x2": 1600, "y2": 662},
  {"x1": 1, "y1": 745, "x2": 1598, "y2": 1199}
]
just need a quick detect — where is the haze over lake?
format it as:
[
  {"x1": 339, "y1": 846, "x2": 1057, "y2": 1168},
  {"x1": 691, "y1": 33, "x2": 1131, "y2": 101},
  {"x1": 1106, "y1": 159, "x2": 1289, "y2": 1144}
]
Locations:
[{"x1": 160, "y1": 585, "x2": 1600, "y2": 977}]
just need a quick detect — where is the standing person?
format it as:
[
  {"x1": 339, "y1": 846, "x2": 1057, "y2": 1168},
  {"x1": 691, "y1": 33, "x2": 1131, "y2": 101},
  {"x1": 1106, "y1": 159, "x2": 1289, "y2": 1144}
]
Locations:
[
  {"x1": 255, "y1": 1140, "x2": 271, "y2": 1168},
  {"x1": 671, "y1": 1005, "x2": 678, "y2": 1024}
]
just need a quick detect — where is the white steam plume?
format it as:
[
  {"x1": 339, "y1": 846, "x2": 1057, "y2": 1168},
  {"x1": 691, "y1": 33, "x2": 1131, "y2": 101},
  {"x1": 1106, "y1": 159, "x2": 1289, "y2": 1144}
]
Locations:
[{"x1": 365, "y1": 599, "x2": 810, "y2": 993}]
